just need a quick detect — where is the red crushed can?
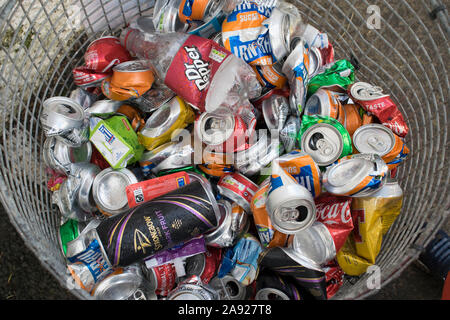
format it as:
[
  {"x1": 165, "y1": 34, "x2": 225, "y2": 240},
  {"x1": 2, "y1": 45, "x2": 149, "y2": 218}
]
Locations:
[
  {"x1": 348, "y1": 82, "x2": 409, "y2": 137},
  {"x1": 126, "y1": 171, "x2": 190, "y2": 208},
  {"x1": 84, "y1": 36, "x2": 132, "y2": 73}
]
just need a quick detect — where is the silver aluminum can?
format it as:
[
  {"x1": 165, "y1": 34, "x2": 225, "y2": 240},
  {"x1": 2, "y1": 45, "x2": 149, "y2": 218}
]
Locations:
[
  {"x1": 196, "y1": 109, "x2": 237, "y2": 147},
  {"x1": 289, "y1": 221, "x2": 336, "y2": 271},
  {"x1": 235, "y1": 132, "x2": 284, "y2": 176},
  {"x1": 266, "y1": 180, "x2": 316, "y2": 235},
  {"x1": 261, "y1": 94, "x2": 290, "y2": 131},
  {"x1": 43, "y1": 137, "x2": 92, "y2": 174},
  {"x1": 255, "y1": 288, "x2": 290, "y2": 300},
  {"x1": 266, "y1": 7, "x2": 291, "y2": 63},
  {"x1": 92, "y1": 264, "x2": 158, "y2": 300},
  {"x1": 85, "y1": 99, "x2": 124, "y2": 118},
  {"x1": 352, "y1": 123, "x2": 397, "y2": 157},
  {"x1": 92, "y1": 168, "x2": 138, "y2": 216},
  {"x1": 41, "y1": 96, "x2": 90, "y2": 147},
  {"x1": 307, "y1": 46, "x2": 323, "y2": 78},
  {"x1": 151, "y1": 142, "x2": 194, "y2": 174},
  {"x1": 279, "y1": 116, "x2": 300, "y2": 153},
  {"x1": 304, "y1": 88, "x2": 342, "y2": 119},
  {"x1": 300, "y1": 123, "x2": 344, "y2": 166},
  {"x1": 209, "y1": 275, "x2": 251, "y2": 300},
  {"x1": 153, "y1": 0, "x2": 188, "y2": 33},
  {"x1": 70, "y1": 162, "x2": 101, "y2": 213},
  {"x1": 323, "y1": 153, "x2": 388, "y2": 197},
  {"x1": 167, "y1": 275, "x2": 219, "y2": 300},
  {"x1": 204, "y1": 200, "x2": 248, "y2": 248}
]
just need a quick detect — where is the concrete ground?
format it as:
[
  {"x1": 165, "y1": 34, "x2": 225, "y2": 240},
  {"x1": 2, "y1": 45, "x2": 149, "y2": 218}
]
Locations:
[{"x1": 0, "y1": 203, "x2": 447, "y2": 300}]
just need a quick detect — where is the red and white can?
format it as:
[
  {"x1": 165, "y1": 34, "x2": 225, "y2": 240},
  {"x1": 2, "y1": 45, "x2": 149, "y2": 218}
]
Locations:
[
  {"x1": 72, "y1": 66, "x2": 110, "y2": 87},
  {"x1": 195, "y1": 108, "x2": 249, "y2": 153},
  {"x1": 84, "y1": 36, "x2": 132, "y2": 73},
  {"x1": 217, "y1": 172, "x2": 259, "y2": 212},
  {"x1": 148, "y1": 263, "x2": 177, "y2": 297}
]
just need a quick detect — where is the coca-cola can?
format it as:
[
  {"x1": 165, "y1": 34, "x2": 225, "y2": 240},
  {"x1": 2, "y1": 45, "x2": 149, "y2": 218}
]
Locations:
[{"x1": 84, "y1": 36, "x2": 132, "y2": 73}]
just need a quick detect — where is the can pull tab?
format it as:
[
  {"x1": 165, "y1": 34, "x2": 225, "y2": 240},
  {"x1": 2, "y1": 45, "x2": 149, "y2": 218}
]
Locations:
[
  {"x1": 279, "y1": 206, "x2": 308, "y2": 222},
  {"x1": 309, "y1": 132, "x2": 335, "y2": 156},
  {"x1": 367, "y1": 136, "x2": 387, "y2": 152}
]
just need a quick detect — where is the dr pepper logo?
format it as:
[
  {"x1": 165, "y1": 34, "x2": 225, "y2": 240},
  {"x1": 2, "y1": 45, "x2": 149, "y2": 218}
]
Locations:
[{"x1": 183, "y1": 46, "x2": 210, "y2": 91}]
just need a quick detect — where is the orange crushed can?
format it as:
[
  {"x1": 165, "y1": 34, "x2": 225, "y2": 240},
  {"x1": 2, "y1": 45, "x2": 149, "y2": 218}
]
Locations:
[
  {"x1": 117, "y1": 104, "x2": 145, "y2": 132},
  {"x1": 102, "y1": 60, "x2": 154, "y2": 101},
  {"x1": 250, "y1": 179, "x2": 288, "y2": 248},
  {"x1": 342, "y1": 104, "x2": 362, "y2": 137},
  {"x1": 178, "y1": 0, "x2": 211, "y2": 23},
  {"x1": 198, "y1": 163, "x2": 234, "y2": 178}
]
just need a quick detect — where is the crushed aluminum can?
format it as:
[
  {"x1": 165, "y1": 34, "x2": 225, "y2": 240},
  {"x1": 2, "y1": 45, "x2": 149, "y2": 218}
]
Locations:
[
  {"x1": 178, "y1": 0, "x2": 222, "y2": 24},
  {"x1": 217, "y1": 172, "x2": 259, "y2": 213},
  {"x1": 128, "y1": 83, "x2": 176, "y2": 113},
  {"x1": 72, "y1": 66, "x2": 110, "y2": 88},
  {"x1": 204, "y1": 200, "x2": 249, "y2": 248},
  {"x1": 348, "y1": 82, "x2": 409, "y2": 137},
  {"x1": 288, "y1": 221, "x2": 337, "y2": 271},
  {"x1": 265, "y1": 161, "x2": 316, "y2": 234},
  {"x1": 352, "y1": 123, "x2": 409, "y2": 170},
  {"x1": 139, "y1": 96, "x2": 195, "y2": 151},
  {"x1": 167, "y1": 275, "x2": 219, "y2": 300},
  {"x1": 307, "y1": 46, "x2": 323, "y2": 78},
  {"x1": 341, "y1": 103, "x2": 362, "y2": 137},
  {"x1": 85, "y1": 99, "x2": 124, "y2": 118},
  {"x1": 263, "y1": 6, "x2": 291, "y2": 63},
  {"x1": 299, "y1": 117, "x2": 352, "y2": 167},
  {"x1": 153, "y1": 0, "x2": 189, "y2": 33},
  {"x1": 304, "y1": 88, "x2": 343, "y2": 120},
  {"x1": 144, "y1": 263, "x2": 177, "y2": 297},
  {"x1": 254, "y1": 269, "x2": 298, "y2": 300},
  {"x1": 84, "y1": 36, "x2": 132, "y2": 73},
  {"x1": 183, "y1": 246, "x2": 222, "y2": 284},
  {"x1": 261, "y1": 93, "x2": 290, "y2": 131},
  {"x1": 40, "y1": 96, "x2": 90, "y2": 147},
  {"x1": 195, "y1": 107, "x2": 249, "y2": 153},
  {"x1": 52, "y1": 163, "x2": 100, "y2": 221},
  {"x1": 234, "y1": 131, "x2": 284, "y2": 176},
  {"x1": 66, "y1": 227, "x2": 113, "y2": 294},
  {"x1": 279, "y1": 115, "x2": 300, "y2": 153},
  {"x1": 92, "y1": 264, "x2": 157, "y2": 300},
  {"x1": 323, "y1": 153, "x2": 388, "y2": 197},
  {"x1": 252, "y1": 62, "x2": 288, "y2": 92},
  {"x1": 282, "y1": 39, "x2": 310, "y2": 116},
  {"x1": 92, "y1": 167, "x2": 138, "y2": 216},
  {"x1": 209, "y1": 274, "x2": 252, "y2": 300},
  {"x1": 42, "y1": 136, "x2": 92, "y2": 174}
]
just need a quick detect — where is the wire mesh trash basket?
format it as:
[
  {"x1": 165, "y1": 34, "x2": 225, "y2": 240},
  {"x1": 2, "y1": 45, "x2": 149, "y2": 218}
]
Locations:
[{"x1": 0, "y1": 0, "x2": 448, "y2": 300}]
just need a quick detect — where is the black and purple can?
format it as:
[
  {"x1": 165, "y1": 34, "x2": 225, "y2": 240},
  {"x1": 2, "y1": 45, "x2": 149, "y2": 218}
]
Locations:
[{"x1": 96, "y1": 175, "x2": 220, "y2": 267}]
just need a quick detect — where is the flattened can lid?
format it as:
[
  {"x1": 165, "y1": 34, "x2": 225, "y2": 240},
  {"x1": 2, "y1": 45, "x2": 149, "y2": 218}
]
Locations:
[
  {"x1": 301, "y1": 123, "x2": 344, "y2": 166},
  {"x1": 92, "y1": 168, "x2": 138, "y2": 215},
  {"x1": 352, "y1": 123, "x2": 396, "y2": 157}
]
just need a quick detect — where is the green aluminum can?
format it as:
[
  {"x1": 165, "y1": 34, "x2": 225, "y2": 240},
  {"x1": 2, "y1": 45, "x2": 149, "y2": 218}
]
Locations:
[{"x1": 298, "y1": 115, "x2": 353, "y2": 167}]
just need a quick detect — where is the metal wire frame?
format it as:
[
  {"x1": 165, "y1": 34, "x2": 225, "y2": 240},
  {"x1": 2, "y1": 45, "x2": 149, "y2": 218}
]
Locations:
[{"x1": 0, "y1": 0, "x2": 448, "y2": 300}]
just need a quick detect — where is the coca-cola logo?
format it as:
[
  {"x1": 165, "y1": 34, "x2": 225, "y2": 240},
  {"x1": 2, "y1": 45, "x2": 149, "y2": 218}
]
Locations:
[
  {"x1": 183, "y1": 46, "x2": 210, "y2": 92},
  {"x1": 316, "y1": 200, "x2": 352, "y2": 225}
]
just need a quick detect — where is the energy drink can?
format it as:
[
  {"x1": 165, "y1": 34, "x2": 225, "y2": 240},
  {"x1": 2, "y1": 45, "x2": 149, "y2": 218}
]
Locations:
[
  {"x1": 276, "y1": 150, "x2": 322, "y2": 198},
  {"x1": 139, "y1": 96, "x2": 195, "y2": 150},
  {"x1": 254, "y1": 269, "x2": 301, "y2": 300},
  {"x1": 92, "y1": 264, "x2": 157, "y2": 300},
  {"x1": 266, "y1": 161, "x2": 316, "y2": 234},
  {"x1": 299, "y1": 115, "x2": 353, "y2": 166},
  {"x1": 352, "y1": 123, "x2": 409, "y2": 170},
  {"x1": 217, "y1": 172, "x2": 259, "y2": 212},
  {"x1": 95, "y1": 178, "x2": 219, "y2": 266}
]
